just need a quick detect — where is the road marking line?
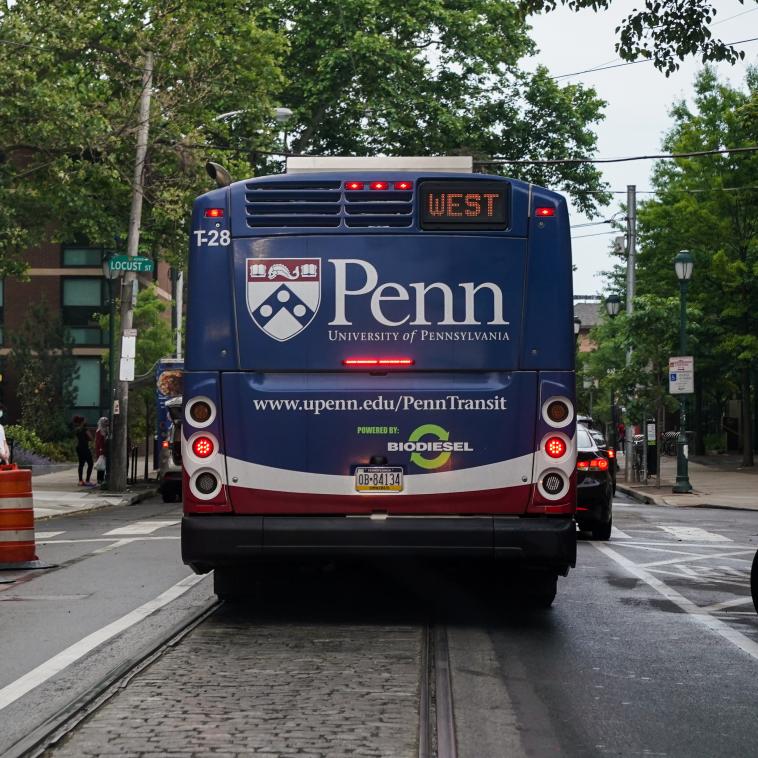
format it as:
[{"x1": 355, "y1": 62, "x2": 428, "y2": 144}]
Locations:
[
  {"x1": 640, "y1": 549, "x2": 755, "y2": 569},
  {"x1": 700, "y1": 597, "x2": 756, "y2": 613},
  {"x1": 659, "y1": 526, "x2": 732, "y2": 542},
  {"x1": 612, "y1": 540, "x2": 755, "y2": 550},
  {"x1": 34, "y1": 531, "x2": 65, "y2": 539},
  {"x1": 36, "y1": 536, "x2": 180, "y2": 545},
  {"x1": 0, "y1": 573, "x2": 207, "y2": 712},
  {"x1": 104, "y1": 520, "x2": 180, "y2": 536},
  {"x1": 593, "y1": 543, "x2": 758, "y2": 662},
  {"x1": 611, "y1": 527, "x2": 631, "y2": 539}
]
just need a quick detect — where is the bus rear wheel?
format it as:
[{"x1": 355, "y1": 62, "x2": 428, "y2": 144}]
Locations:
[
  {"x1": 512, "y1": 569, "x2": 558, "y2": 608},
  {"x1": 213, "y1": 567, "x2": 257, "y2": 602}
]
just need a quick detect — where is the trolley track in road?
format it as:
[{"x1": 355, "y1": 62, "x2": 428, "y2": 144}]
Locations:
[
  {"x1": 419, "y1": 624, "x2": 457, "y2": 758},
  {"x1": 4, "y1": 598, "x2": 220, "y2": 758}
]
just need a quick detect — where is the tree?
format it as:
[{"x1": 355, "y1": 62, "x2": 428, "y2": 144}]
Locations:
[
  {"x1": 519, "y1": 0, "x2": 747, "y2": 75},
  {"x1": 0, "y1": 0, "x2": 286, "y2": 275},
  {"x1": 9, "y1": 300, "x2": 79, "y2": 442},
  {"x1": 266, "y1": 0, "x2": 610, "y2": 214},
  {"x1": 627, "y1": 68, "x2": 758, "y2": 465}
]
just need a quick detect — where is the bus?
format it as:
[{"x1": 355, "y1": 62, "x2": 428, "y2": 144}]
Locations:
[{"x1": 181, "y1": 156, "x2": 577, "y2": 606}]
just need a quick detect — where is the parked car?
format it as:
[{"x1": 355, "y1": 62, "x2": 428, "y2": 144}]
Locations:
[
  {"x1": 586, "y1": 427, "x2": 617, "y2": 493},
  {"x1": 575, "y1": 424, "x2": 613, "y2": 540},
  {"x1": 158, "y1": 396, "x2": 182, "y2": 503}
]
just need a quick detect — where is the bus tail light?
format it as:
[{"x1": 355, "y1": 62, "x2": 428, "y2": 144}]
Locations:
[
  {"x1": 203, "y1": 208, "x2": 224, "y2": 218},
  {"x1": 343, "y1": 358, "x2": 415, "y2": 367},
  {"x1": 192, "y1": 436, "x2": 214, "y2": 458},
  {"x1": 394, "y1": 181, "x2": 412, "y2": 190},
  {"x1": 346, "y1": 181, "x2": 364, "y2": 190},
  {"x1": 535, "y1": 207, "x2": 555, "y2": 217},
  {"x1": 545, "y1": 436, "x2": 567, "y2": 458},
  {"x1": 370, "y1": 181, "x2": 389, "y2": 190}
]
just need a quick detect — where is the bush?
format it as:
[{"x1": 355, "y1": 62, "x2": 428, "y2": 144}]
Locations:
[
  {"x1": 5, "y1": 425, "x2": 76, "y2": 463},
  {"x1": 703, "y1": 432, "x2": 726, "y2": 454}
]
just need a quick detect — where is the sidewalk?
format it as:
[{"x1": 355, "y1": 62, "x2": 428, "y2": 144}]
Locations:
[
  {"x1": 616, "y1": 451, "x2": 758, "y2": 511},
  {"x1": 30, "y1": 461, "x2": 159, "y2": 521}
]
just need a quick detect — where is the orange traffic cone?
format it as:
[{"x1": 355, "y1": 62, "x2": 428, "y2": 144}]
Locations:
[{"x1": 0, "y1": 463, "x2": 46, "y2": 569}]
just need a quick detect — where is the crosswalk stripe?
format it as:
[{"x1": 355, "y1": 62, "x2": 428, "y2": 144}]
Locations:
[
  {"x1": 104, "y1": 520, "x2": 180, "y2": 536},
  {"x1": 35, "y1": 531, "x2": 65, "y2": 539},
  {"x1": 611, "y1": 526, "x2": 631, "y2": 539},
  {"x1": 659, "y1": 526, "x2": 731, "y2": 543}
]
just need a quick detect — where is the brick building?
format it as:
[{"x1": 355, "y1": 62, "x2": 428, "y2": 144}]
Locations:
[{"x1": 1, "y1": 243, "x2": 174, "y2": 426}]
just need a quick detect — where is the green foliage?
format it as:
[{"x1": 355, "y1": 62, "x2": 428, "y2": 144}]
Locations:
[
  {"x1": 98, "y1": 285, "x2": 175, "y2": 443},
  {"x1": 268, "y1": 0, "x2": 610, "y2": 214},
  {"x1": 0, "y1": 0, "x2": 286, "y2": 275},
  {"x1": 8, "y1": 300, "x2": 79, "y2": 442},
  {"x1": 5, "y1": 425, "x2": 75, "y2": 463},
  {"x1": 519, "y1": 0, "x2": 746, "y2": 75}
]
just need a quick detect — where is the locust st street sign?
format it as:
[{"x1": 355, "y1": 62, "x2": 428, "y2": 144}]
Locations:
[
  {"x1": 107, "y1": 255, "x2": 154, "y2": 274},
  {"x1": 669, "y1": 356, "x2": 694, "y2": 394}
]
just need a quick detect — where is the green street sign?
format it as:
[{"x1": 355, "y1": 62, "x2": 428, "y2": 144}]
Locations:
[{"x1": 107, "y1": 255, "x2": 155, "y2": 274}]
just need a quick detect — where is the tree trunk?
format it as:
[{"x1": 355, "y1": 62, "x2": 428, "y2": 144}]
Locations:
[{"x1": 741, "y1": 365, "x2": 754, "y2": 467}]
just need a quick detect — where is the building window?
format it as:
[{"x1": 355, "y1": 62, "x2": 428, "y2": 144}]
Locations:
[
  {"x1": 62, "y1": 247, "x2": 104, "y2": 267},
  {"x1": 71, "y1": 357, "x2": 103, "y2": 424},
  {"x1": 62, "y1": 278, "x2": 107, "y2": 346}
]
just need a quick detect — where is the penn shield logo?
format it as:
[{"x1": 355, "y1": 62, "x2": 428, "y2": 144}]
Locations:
[{"x1": 246, "y1": 258, "x2": 321, "y2": 341}]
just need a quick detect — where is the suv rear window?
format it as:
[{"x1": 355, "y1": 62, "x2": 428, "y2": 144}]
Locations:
[{"x1": 577, "y1": 430, "x2": 593, "y2": 450}]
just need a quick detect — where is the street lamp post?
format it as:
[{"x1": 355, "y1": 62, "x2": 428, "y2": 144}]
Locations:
[
  {"x1": 606, "y1": 294, "x2": 621, "y2": 452},
  {"x1": 102, "y1": 252, "x2": 119, "y2": 488},
  {"x1": 673, "y1": 250, "x2": 694, "y2": 493}
]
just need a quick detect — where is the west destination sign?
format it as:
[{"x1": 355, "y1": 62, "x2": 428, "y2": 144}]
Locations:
[{"x1": 419, "y1": 180, "x2": 509, "y2": 230}]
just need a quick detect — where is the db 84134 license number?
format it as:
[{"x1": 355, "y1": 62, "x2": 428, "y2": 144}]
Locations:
[{"x1": 355, "y1": 467, "x2": 404, "y2": 493}]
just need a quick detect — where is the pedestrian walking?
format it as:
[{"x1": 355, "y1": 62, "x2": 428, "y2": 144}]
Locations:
[
  {"x1": 0, "y1": 404, "x2": 10, "y2": 465},
  {"x1": 94, "y1": 416, "x2": 109, "y2": 485},
  {"x1": 73, "y1": 416, "x2": 95, "y2": 487},
  {"x1": 617, "y1": 421, "x2": 626, "y2": 451}
]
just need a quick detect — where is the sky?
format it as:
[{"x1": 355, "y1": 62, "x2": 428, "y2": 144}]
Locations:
[{"x1": 525, "y1": 0, "x2": 758, "y2": 297}]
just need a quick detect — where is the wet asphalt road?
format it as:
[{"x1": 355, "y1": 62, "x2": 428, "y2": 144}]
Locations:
[{"x1": 0, "y1": 495, "x2": 756, "y2": 757}]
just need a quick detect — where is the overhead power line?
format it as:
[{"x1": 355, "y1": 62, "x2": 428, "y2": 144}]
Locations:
[{"x1": 476, "y1": 145, "x2": 758, "y2": 166}]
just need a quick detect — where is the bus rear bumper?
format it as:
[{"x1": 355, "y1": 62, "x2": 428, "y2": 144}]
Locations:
[{"x1": 181, "y1": 515, "x2": 577, "y2": 573}]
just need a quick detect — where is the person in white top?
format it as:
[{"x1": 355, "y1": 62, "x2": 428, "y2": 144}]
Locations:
[{"x1": 0, "y1": 405, "x2": 9, "y2": 464}]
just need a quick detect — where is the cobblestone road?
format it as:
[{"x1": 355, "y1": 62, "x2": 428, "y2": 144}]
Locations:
[{"x1": 47, "y1": 614, "x2": 422, "y2": 758}]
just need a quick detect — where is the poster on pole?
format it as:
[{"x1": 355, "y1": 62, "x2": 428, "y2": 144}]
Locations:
[{"x1": 669, "y1": 356, "x2": 694, "y2": 394}]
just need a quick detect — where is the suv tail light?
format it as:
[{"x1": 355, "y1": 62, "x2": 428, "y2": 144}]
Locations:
[{"x1": 578, "y1": 457, "x2": 608, "y2": 471}]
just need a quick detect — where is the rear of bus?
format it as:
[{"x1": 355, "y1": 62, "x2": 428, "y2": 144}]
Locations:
[{"x1": 181, "y1": 157, "x2": 577, "y2": 601}]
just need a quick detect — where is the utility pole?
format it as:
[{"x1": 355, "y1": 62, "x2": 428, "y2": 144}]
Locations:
[
  {"x1": 111, "y1": 51, "x2": 153, "y2": 492},
  {"x1": 624, "y1": 184, "x2": 636, "y2": 483}
]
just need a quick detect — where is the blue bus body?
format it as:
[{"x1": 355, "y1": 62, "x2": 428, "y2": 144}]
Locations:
[{"x1": 181, "y1": 170, "x2": 576, "y2": 579}]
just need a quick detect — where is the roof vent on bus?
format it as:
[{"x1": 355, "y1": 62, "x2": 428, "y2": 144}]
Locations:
[
  {"x1": 245, "y1": 180, "x2": 342, "y2": 228},
  {"x1": 344, "y1": 183, "x2": 413, "y2": 228}
]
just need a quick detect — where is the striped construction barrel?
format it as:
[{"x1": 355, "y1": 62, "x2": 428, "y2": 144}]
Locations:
[{"x1": 0, "y1": 464, "x2": 38, "y2": 563}]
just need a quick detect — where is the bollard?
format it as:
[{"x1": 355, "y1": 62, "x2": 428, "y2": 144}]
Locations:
[{"x1": 0, "y1": 463, "x2": 46, "y2": 570}]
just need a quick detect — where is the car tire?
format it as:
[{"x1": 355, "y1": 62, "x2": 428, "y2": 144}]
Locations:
[
  {"x1": 214, "y1": 568, "x2": 257, "y2": 602},
  {"x1": 161, "y1": 490, "x2": 174, "y2": 503},
  {"x1": 751, "y1": 549, "x2": 758, "y2": 615},
  {"x1": 591, "y1": 517, "x2": 612, "y2": 541}
]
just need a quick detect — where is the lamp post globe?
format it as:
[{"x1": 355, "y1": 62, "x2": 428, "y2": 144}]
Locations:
[
  {"x1": 574, "y1": 317, "x2": 582, "y2": 336},
  {"x1": 606, "y1": 294, "x2": 621, "y2": 318},
  {"x1": 673, "y1": 251, "x2": 694, "y2": 493}
]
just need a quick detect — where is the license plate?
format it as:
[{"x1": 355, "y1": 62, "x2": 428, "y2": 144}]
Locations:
[{"x1": 354, "y1": 466, "x2": 404, "y2": 493}]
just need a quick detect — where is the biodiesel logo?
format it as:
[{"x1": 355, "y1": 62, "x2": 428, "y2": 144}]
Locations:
[{"x1": 387, "y1": 423, "x2": 473, "y2": 470}]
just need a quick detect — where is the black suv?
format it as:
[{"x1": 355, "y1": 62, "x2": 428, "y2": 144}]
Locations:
[{"x1": 576, "y1": 424, "x2": 613, "y2": 540}]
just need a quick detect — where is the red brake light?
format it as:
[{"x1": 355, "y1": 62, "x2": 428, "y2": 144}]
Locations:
[
  {"x1": 370, "y1": 181, "x2": 389, "y2": 190},
  {"x1": 595, "y1": 458, "x2": 609, "y2": 471},
  {"x1": 393, "y1": 181, "x2": 412, "y2": 190},
  {"x1": 346, "y1": 181, "x2": 364, "y2": 191},
  {"x1": 192, "y1": 436, "x2": 214, "y2": 458},
  {"x1": 607, "y1": 449, "x2": 616, "y2": 458},
  {"x1": 343, "y1": 357, "x2": 415, "y2": 367},
  {"x1": 535, "y1": 207, "x2": 555, "y2": 217},
  {"x1": 577, "y1": 460, "x2": 589, "y2": 469},
  {"x1": 545, "y1": 436, "x2": 567, "y2": 458},
  {"x1": 162, "y1": 440, "x2": 170, "y2": 449},
  {"x1": 204, "y1": 208, "x2": 224, "y2": 218}
]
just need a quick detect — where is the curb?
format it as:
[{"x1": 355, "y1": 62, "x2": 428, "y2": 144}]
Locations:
[
  {"x1": 34, "y1": 486, "x2": 161, "y2": 522},
  {"x1": 616, "y1": 484, "x2": 659, "y2": 505}
]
